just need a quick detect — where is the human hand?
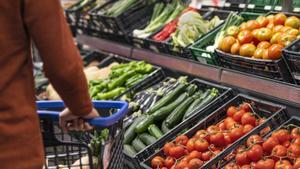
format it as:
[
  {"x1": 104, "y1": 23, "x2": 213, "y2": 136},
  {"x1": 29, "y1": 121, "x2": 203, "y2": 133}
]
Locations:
[{"x1": 59, "y1": 108, "x2": 99, "y2": 132}]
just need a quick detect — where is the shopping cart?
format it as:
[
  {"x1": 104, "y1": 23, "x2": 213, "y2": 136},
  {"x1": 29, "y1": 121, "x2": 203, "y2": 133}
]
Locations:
[{"x1": 37, "y1": 100, "x2": 128, "y2": 169}]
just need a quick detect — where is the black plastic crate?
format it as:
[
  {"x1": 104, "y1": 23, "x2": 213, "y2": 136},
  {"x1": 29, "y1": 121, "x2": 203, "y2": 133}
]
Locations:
[
  {"x1": 88, "y1": 0, "x2": 153, "y2": 38},
  {"x1": 214, "y1": 11, "x2": 299, "y2": 84},
  {"x1": 282, "y1": 39, "x2": 300, "y2": 85},
  {"x1": 208, "y1": 112, "x2": 296, "y2": 168},
  {"x1": 140, "y1": 94, "x2": 286, "y2": 169},
  {"x1": 124, "y1": 78, "x2": 233, "y2": 169}
]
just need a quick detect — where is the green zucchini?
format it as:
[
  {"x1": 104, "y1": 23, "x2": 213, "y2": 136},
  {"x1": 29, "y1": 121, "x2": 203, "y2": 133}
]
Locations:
[
  {"x1": 148, "y1": 124, "x2": 164, "y2": 139},
  {"x1": 148, "y1": 83, "x2": 186, "y2": 114},
  {"x1": 124, "y1": 144, "x2": 137, "y2": 157},
  {"x1": 183, "y1": 98, "x2": 203, "y2": 120},
  {"x1": 152, "y1": 93, "x2": 188, "y2": 121},
  {"x1": 184, "y1": 88, "x2": 219, "y2": 119},
  {"x1": 132, "y1": 137, "x2": 146, "y2": 152},
  {"x1": 165, "y1": 97, "x2": 194, "y2": 128},
  {"x1": 135, "y1": 115, "x2": 155, "y2": 134},
  {"x1": 185, "y1": 84, "x2": 198, "y2": 96},
  {"x1": 139, "y1": 133, "x2": 157, "y2": 145},
  {"x1": 161, "y1": 121, "x2": 171, "y2": 134},
  {"x1": 124, "y1": 115, "x2": 146, "y2": 144}
]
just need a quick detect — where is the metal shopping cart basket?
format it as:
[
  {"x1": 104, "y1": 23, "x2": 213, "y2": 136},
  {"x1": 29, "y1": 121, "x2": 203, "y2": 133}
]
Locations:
[{"x1": 37, "y1": 100, "x2": 128, "y2": 169}]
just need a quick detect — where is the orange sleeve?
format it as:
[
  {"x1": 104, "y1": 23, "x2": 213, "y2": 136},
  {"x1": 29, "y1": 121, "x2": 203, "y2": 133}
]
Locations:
[{"x1": 23, "y1": 0, "x2": 93, "y2": 116}]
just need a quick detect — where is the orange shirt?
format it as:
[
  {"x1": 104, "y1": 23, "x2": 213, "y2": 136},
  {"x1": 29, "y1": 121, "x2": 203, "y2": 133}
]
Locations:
[{"x1": 0, "y1": 0, "x2": 92, "y2": 168}]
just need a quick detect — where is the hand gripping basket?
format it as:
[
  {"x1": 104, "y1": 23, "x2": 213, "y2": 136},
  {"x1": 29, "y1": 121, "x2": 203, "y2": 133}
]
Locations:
[{"x1": 37, "y1": 100, "x2": 128, "y2": 169}]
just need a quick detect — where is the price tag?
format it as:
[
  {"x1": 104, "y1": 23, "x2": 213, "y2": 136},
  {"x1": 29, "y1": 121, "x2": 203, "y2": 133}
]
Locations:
[
  {"x1": 294, "y1": 8, "x2": 300, "y2": 12},
  {"x1": 248, "y1": 4, "x2": 255, "y2": 9},
  {"x1": 275, "y1": 6, "x2": 282, "y2": 11},
  {"x1": 239, "y1": 4, "x2": 246, "y2": 8},
  {"x1": 224, "y1": 2, "x2": 231, "y2": 7},
  {"x1": 264, "y1": 6, "x2": 272, "y2": 10}
]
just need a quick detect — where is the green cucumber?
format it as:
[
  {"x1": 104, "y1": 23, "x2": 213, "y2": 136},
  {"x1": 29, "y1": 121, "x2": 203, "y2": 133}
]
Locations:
[
  {"x1": 185, "y1": 84, "x2": 198, "y2": 96},
  {"x1": 148, "y1": 83, "x2": 186, "y2": 114},
  {"x1": 184, "y1": 88, "x2": 219, "y2": 119},
  {"x1": 124, "y1": 115, "x2": 146, "y2": 144},
  {"x1": 139, "y1": 133, "x2": 157, "y2": 145},
  {"x1": 132, "y1": 137, "x2": 146, "y2": 152},
  {"x1": 148, "y1": 124, "x2": 163, "y2": 139},
  {"x1": 124, "y1": 144, "x2": 137, "y2": 157},
  {"x1": 152, "y1": 93, "x2": 188, "y2": 121},
  {"x1": 183, "y1": 98, "x2": 203, "y2": 120},
  {"x1": 165, "y1": 97, "x2": 194, "y2": 128},
  {"x1": 161, "y1": 121, "x2": 171, "y2": 134},
  {"x1": 135, "y1": 115, "x2": 155, "y2": 134}
]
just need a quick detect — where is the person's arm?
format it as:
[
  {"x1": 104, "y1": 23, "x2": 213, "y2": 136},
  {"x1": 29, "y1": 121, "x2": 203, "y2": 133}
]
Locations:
[{"x1": 23, "y1": 0, "x2": 92, "y2": 116}]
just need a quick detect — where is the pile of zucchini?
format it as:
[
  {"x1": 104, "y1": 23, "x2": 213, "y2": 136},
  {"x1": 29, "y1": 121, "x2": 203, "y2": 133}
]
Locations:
[{"x1": 124, "y1": 78, "x2": 219, "y2": 156}]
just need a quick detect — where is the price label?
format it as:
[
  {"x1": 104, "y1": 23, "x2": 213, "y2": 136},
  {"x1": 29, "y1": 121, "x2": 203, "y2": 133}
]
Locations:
[
  {"x1": 239, "y1": 4, "x2": 246, "y2": 8},
  {"x1": 248, "y1": 4, "x2": 255, "y2": 9},
  {"x1": 275, "y1": 6, "x2": 282, "y2": 11},
  {"x1": 294, "y1": 8, "x2": 300, "y2": 12},
  {"x1": 264, "y1": 6, "x2": 272, "y2": 10},
  {"x1": 224, "y1": 2, "x2": 231, "y2": 7}
]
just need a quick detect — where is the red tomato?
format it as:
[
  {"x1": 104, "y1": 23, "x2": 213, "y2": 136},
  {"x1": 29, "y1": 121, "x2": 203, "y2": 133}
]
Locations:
[
  {"x1": 175, "y1": 160, "x2": 189, "y2": 169},
  {"x1": 246, "y1": 20, "x2": 261, "y2": 30},
  {"x1": 230, "y1": 125, "x2": 244, "y2": 142},
  {"x1": 282, "y1": 140, "x2": 291, "y2": 148},
  {"x1": 253, "y1": 48, "x2": 266, "y2": 59},
  {"x1": 164, "y1": 157, "x2": 175, "y2": 168},
  {"x1": 255, "y1": 158, "x2": 275, "y2": 169},
  {"x1": 291, "y1": 128, "x2": 300, "y2": 139},
  {"x1": 292, "y1": 137, "x2": 300, "y2": 146},
  {"x1": 224, "y1": 117, "x2": 236, "y2": 130},
  {"x1": 240, "y1": 22, "x2": 248, "y2": 31},
  {"x1": 271, "y1": 145, "x2": 287, "y2": 158},
  {"x1": 247, "y1": 144, "x2": 263, "y2": 162},
  {"x1": 210, "y1": 132, "x2": 226, "y2": 147},
  {"x1": 240, "y1": 103, "x2": 251, "y2": 112},
  {"x1": 241, "y1": 113, "x2": 257, "y2": 126},
  {"x1": 188, "y1": 158, "x2": 204, "y2": 169},
  {"x1": 273, "y1": 25, "x2": 284, "y2": 33},
  {"x1": 243, "y1": 124, "x2": 254, "y2": 134},
  {"x1": 270, "y1": 32, "x2": 282, "y2": 44},
  {"x1": 227, "y1": 106, "x2": 238, "y2": 117},
  {"x1": 194, "y1": 138, "x2": 209, "y2": 152},
  {"x1": 274, "y1": 160, "x2": 293, "y2": 169},
  {"x1": 175, "y1": 135, "x2": 189, "y2": 146},
  {"x1": 285, "y1": 16, "x2": 300, "y2": 29},
  {"x1": 287, "y1": 143, "x2": 300, "y2": 158},
  {"x1": 233, "y1": 109, "x2": 246, "y2": 123},
  {"x1": 186, "y1": 138, "x2": 196, "y2": 152},
  {"x1": 274, "y1": 13, "x2": 287, "y2": 25},
  {"x1": 163, "y1": 142, "x2": 175, "y2": 155},
  {"x1": 256, "y1": 28, "x2": 273, "y2": 41},
  {"x1": 267, "y1": 22, "x2": 275, "y2": 29},
  {"x1": 226, "y1": 26, "x2": 240, "y2": 37},
  {"x1": 151, "y1": 156, "x2": 165, "y2": 168},
  {"x1": 257, "y1": 41, "x2": 272, "y2": 49},
  {"x1": 224, "y1": 162, "x2": 239, "y2": 169},
  {"x1": 293, "y1": 157, "x2": 300, "y2": 169},
  {"x1": 201, "y1": 151, "x2": 213, "y2": 161},
  {"x1": 220, "y1": 36, "x2": 237, "y2": 53},
  {"x1": 187, "y1": 150, "x2": 202, "y2": 160},
  {"x1": 246, "y1": 135, "x2": 263, "y2": 147},
  {"x1": 238, "y1": 30, "x2": 253, "y2": 44},
  {"x1": 230, "y1": 41, "x2": 241, "y2": 55},
  {"x1": 257, "y1": 118, "x2": 271, "y2": 136},
  {"x1": 218, "y1": 122, "x2": 226, "y2": 131},
  {"x1": 169, "y1": 146, "x2": 186, "y2": 159},
  {"x1": 236, "y1": 151, "x2": 251, "y2": 166},
  {"x1": 268, "y1": 44, "x2": 284, "y2": 60},
  {"x1": 272, "y1": 129, "x2": 291, "y2": 144},
  {"x1": 207, "y1": 125, "x2": 220, "y2": 135},
  {"x1": 278, "y1": 33, "x2": 297, "y2": 47},
  {"x1": 257, "y1": 16, "x2": 269, "y2": 27},
  {"x1": 194, "y1": 130, "x2": 209, "y2": 141},
  {"x1": 224, "y1": 132, "x2": 233, "y2": 145},
  {"x1": 263, "y1": 137, "x2": 280, "y2": 154}
]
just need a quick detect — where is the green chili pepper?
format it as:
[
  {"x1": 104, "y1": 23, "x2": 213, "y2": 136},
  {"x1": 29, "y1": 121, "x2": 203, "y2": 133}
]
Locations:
[
  {"x1": 96, "y1": 87, "x2": 126, "y2": 100},
  {"x1": 108, "y1": 70, "x2": 136, "y2": 90}
]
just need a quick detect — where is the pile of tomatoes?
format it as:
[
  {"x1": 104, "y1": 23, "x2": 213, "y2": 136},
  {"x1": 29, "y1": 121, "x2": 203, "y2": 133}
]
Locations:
[
  {"x1": 224, "y1": 127, "x2": 300, "y2": 169},
  {"x1": 150, "y1": 103, "x2": 267, "y2": 169},
  {"x1": 218, "y1": 13, "x2": 300, "y2": 60}
]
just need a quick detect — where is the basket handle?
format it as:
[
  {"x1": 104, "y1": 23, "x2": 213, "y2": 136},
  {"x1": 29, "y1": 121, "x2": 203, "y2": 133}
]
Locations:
[{"x1": 36, "y1": 100, "x2": 128, "y2": 127}]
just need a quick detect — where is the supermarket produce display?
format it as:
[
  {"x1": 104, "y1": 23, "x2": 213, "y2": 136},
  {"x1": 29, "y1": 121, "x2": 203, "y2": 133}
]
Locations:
[{"x1": 33, "y1": 0, "x2": 300, "y2": 169}]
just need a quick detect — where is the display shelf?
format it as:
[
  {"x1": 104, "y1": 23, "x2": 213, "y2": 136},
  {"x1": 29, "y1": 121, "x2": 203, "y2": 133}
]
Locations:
[{"x1": 77, "y1": 35, "x2": 300, "y2": 106}]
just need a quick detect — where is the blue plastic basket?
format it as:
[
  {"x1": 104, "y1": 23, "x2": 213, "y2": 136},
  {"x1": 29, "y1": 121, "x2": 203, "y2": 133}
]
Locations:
[{"x1": 37, "y1": 100, "x2": 128, "y2": 169}]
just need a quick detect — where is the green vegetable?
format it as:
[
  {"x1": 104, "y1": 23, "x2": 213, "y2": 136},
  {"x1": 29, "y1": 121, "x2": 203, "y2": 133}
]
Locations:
[
  {"x1": 152, "y1": 93, "x2": 189, "y2": 121},
  {"x1": 132, "y1": 137, "x2": 146, "y2": 152},
  {"x1": 125, "y1": 74, "x2": 144, "y2": 87},
  {"x1": 184, "y1": 88, "x2": 219, "y2": 119},
  {"x1": 108, "y1": 70, "x2": 136, "y2": 90},
  {"x1": 89, "y1": 129, "x2": 109, "y2": 156},
  {"x1": 148, "y1": 124, "x2": 163, "y2": 139},
  {"x1": 148, "y1": 83, "x2": 186, "y2": 114},
  {"x1": 139, "y1": 133, "x2": 157, "y2": 145},
  {"x1": 124, "y1": 115, "x2": 146, "y2": 144},
  {"x1": 185, "y1": 84, "x2": 198, "y2": 96},
  {"x1": 135, "y1": 115, "x2": 155, "y2": 133},
  {"x1": 124, "y1": 144, "x2": 137, "y2": 157},
  {"x1": 96, "y1": 87, "x2": 126, "y2": 100},
  {"x1": 133, "y1": 0, "x2": 185, "y2": 38},
  {"x1": 161, "y1": 121, "x2": 171, "y2": 134},
  {"x1": 165, "y1": 97, "x2": 194, "y2": 128},
  {"x1": 184, "y1": 98, "x2": 203, "y2": 119},
  {"x1": 102, "y1": 0, "x2": 140, "y2": 17}
]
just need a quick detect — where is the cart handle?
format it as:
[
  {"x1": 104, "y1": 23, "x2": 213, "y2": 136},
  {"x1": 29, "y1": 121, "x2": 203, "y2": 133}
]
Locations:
[{"x1": 36, "y1": 100, "x2": 128, "y2": 127}]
